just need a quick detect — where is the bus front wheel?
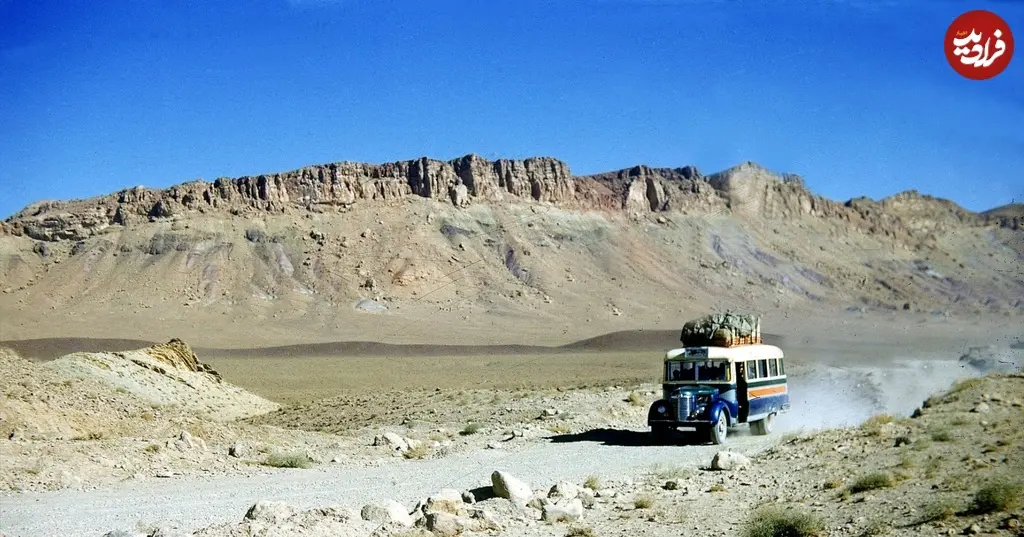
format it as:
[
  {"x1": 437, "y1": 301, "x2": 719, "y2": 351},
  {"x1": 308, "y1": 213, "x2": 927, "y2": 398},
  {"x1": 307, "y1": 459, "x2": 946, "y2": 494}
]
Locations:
[{"x1": 709, "y1": 409, "x2": 728, "y2": 445}]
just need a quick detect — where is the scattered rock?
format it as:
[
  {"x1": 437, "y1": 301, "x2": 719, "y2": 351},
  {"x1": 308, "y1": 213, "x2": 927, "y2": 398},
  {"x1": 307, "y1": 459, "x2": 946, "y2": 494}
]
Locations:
[
  {"x1": 491, "y1": 470, "x2": 533, "y2": 506},
  {"x1": 373, "y1": 431, "x2": 411, "y2": 452},
  {"x1": 424, "y1": 488, "x2": 465, "y2": 515},
  {"x1": 243, "y1": 500, "x2": 296, "y2": 524},
  {"x1": 541, "y1": 498, "x2": 584, "y2": 523},
  {"x1": 424, "y1": 511, "x2": 478, "y2": 536},
  {"x1": 548, "y1": 482, "x2": 581, "y2": 500},
  {"x1": 228, "y1": 442, "x2": 247, "y2": 458},
  {"x1": 355, "y1": 299, "x2": 388, "y2": 314},
  {"x1": 360, "y1": 499, "x2": 414, "y2": 527},
  {"x1": 710, "y1": 451, "x2": 751, "y2": 471}
]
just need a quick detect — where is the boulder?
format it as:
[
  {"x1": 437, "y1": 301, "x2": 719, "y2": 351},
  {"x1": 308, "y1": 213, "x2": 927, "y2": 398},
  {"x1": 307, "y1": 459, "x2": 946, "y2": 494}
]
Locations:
[
  {"x1": 541, "y1": 498, "x2": 585, "y2": 523},
  {"x1": 424, "y1": 488, "x2": 466, "y2": 515},
  {"x1": 710, "y1": 451, "x2": 751, "y2": 471},
  {"x1": 373, "y1": 432, "x2": 410, "y2": 452},
  {"x1": 424, "y1": 512, "x2": 479, "y2": 537},
  {"x1": 360, "y1": 500, "x2": 414, "y2": 527},
  {"x1": 491, "y1": 470, "x2": 533, "y2": 506},
  {"x1": 243, "y1": 501, "x2": 296, "y2": 524},
  {"x1": 548, "y1": 482, "x2": 581, "y2": 500}
]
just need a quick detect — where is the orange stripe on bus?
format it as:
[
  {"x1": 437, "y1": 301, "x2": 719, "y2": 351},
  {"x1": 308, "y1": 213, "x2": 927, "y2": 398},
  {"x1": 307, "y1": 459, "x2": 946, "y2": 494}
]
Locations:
[{"x1": 749, "y1": 385, "x2": 787, "y2": 397}]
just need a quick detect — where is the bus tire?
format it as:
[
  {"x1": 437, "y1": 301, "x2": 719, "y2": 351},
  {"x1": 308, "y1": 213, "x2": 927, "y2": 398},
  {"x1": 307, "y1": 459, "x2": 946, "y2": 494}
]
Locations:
[
  {"x1": 751, "y1": 413, "x2": 775, "y2": 435},
  {"x1": 709, "y1": 409, "x2": 728, "y2": 445}
]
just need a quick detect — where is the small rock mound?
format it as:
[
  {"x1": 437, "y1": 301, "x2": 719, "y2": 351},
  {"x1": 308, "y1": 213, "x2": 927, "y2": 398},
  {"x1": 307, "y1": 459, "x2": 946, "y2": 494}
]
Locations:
[
  {"x1": 192, "y1": 500, "x2": 374, "y2": 537},
  {"x1": 43, "y1": 339, "x2": 279, "y2": 421},
  {"x1": 143, "y1": 338, "x2": 221, "y2": 378}
]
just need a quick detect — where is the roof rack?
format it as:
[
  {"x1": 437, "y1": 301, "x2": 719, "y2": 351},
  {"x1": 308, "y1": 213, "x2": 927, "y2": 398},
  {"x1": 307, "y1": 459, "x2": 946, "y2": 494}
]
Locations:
[{"x1": 680, "y1": 312, "x2": 762, "y2": 348}]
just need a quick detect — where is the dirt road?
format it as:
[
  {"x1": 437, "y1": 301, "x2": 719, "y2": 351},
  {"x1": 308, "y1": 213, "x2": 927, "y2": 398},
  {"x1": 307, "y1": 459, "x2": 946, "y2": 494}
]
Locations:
[{"x1": 0, "y1": 429, "x2": 776, "y2": 537}]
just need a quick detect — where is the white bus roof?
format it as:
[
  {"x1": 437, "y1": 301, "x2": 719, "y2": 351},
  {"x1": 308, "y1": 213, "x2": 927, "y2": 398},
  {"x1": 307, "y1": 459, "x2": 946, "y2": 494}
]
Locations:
[{"x1": 665, "y1": 344, "x2": 784, "y2": 362}]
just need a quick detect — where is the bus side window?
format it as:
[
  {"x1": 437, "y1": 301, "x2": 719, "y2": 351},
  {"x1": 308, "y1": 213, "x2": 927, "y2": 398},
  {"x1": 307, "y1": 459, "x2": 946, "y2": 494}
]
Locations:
[
  {"x1": 769, "y1": 359, "x2": 779, "y2": 377},
  {"x1": 746, "y1": 360, "x2": 758, "y2": 379},
  {"x1": 757, "y1": 359, "x2": 768, "y2": 378},
  {"x1": 779, "y1": 359, "x2": 785, "y2": 375}
]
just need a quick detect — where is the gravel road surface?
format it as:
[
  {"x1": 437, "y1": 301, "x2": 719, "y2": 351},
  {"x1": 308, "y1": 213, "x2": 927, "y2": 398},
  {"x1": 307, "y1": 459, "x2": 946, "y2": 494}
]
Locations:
[{"x1": 0, "y1": 429, "x2": 777, "y2": 537}]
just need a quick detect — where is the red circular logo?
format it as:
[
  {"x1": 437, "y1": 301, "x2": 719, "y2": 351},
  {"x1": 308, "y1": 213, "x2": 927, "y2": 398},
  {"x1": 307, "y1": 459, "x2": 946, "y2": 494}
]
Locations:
[{"x1": 944, "y1": 10, "x2": 1014, "y2": 80}]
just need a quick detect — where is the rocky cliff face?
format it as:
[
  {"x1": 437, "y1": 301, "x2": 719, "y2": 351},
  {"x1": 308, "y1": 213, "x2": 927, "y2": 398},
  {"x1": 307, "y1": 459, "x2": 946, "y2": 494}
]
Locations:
[{"x1": 1, "y1": 154, "x2": 1012, "y2": 244}]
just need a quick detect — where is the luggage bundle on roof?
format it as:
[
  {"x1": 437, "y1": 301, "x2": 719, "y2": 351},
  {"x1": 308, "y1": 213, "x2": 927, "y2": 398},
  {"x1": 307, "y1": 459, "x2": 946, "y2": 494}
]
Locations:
[{"x1": 680, "y1": 312, "x2": 762, "y2": 347}]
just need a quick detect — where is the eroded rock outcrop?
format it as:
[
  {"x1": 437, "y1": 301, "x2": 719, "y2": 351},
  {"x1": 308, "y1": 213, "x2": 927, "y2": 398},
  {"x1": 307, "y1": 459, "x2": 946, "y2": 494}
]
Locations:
[{"x1": 2, "y1": 154, "x2": 1012, "y2": 249}]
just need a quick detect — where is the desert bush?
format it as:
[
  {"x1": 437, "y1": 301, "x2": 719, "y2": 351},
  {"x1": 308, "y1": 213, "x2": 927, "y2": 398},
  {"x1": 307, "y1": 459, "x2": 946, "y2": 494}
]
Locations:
[
  {"x1": 823, "y1": 479, "x2": 843, "y2": 490},
  {"x1": 460, "y1": 422, "x2": 483, "y2": 436},
  {"x1": 584, "y1": 475, "x2": 601, "y2": 490},
  {"x1": 634, "y1": 494, "x2": 656, "y2": 509},
  {"x1": 144, "y1": 443, "x2": 161, "y2": 453},
  {"x1": 969, "y1": 481, "x2": 1023, "y2": 514},
  {"x1": 566, "y1": 526, "x2": 596, "y2": 537},
  {"x1": 849, "y1": 472, "x2": 894, "y2": 493},
  {"x1": 929, "y1": 428, "x2": 953, "y2": 442},
  {"x1": 948, "y1": 378, "x2": 984, "y2": 394},
  {"x1": 917, "y1": 499, "x2": 958, "y2": 523},
  {"x1": 709, "y1": 483, "x2": 728, "y2": 492},
  {"x1": 650, "y1": 463, "x2": 692, "y2": 481},
  {"x1": 896, "y1": 454, "x2": 916, "y2": 468},
  {"x1": 262, "y1": 452, "x2": 313, "y2": 469},
  {"x1": 742, "y1": 506, "x2": 825, "y2": 537},
  {"x1": 403, "y1": 443, "x2": 431, "y2": 460},
  {"x1": 627, "y1": 392, "x2": 646, "y2": 406},
  {"x1": 892, "y1": 469, "x2": 912, "y2": 482},
  {"x1": 924, "y1": 456, "x2": 944, "y2": 478},
  {"x1": 863, "y1": 413, "x2": 894, "y2": 429}
]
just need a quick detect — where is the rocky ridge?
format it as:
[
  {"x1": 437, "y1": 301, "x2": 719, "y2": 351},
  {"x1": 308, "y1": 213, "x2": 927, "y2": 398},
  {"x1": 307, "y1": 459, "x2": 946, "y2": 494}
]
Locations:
[{"x1": 2, "y1": 155, "x2": 1014, "y2": 246}]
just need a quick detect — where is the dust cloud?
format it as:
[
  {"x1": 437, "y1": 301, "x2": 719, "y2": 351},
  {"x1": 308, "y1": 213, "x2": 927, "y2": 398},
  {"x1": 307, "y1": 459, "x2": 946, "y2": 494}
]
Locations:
[{"x1": 774, "y1": 358, "x2": 991, "y2": 435}]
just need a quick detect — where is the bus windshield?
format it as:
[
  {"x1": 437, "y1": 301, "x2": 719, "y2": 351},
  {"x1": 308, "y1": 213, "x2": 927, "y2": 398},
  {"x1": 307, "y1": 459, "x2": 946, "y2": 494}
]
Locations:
[{"x1": 667, "y1": 360, "x2": 730, "y2": 382}]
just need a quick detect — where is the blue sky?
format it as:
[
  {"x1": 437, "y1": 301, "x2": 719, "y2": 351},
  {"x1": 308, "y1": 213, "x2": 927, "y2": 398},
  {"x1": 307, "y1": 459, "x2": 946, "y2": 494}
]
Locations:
[{"x1": 1, "y1": 0, "x2": 1021, "y2": 218}]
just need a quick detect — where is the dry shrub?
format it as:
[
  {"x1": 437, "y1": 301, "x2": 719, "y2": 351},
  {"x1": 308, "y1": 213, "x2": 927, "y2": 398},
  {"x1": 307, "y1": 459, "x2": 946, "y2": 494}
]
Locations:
[
  {"x1": 917, "y1": 499, "x2": 958, "y2": 523},
  {"x1": 742, "y1": 506, "x2": 825, "y2": 537},
  {"x1": 566, "y1": 526, "x2": 596, "y2": 537},
  {"x1": 849, "y1": 472, "x2": 894, "y2": 493},
  {"x1": 969, "y1": 481, "x2": 1023, "y2": 514},
  {"x1": 460, "y1": 422, "x2": 483, "y2": 436},
  {"x1": 634, "y1": 494, "x2": 656, "y2": 509},
  {"x1": 403, "y1": 443, "x2": 431, "y2": 460},
  {"x1": 262, "y1": 452, "x2": 313, "y2": 469}
]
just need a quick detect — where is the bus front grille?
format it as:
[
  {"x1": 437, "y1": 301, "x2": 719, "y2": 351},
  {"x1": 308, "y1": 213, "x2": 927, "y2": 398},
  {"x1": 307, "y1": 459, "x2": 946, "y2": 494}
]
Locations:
[{"x1": 676, "y1": 394, "x2": 693, "y2": 420}]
